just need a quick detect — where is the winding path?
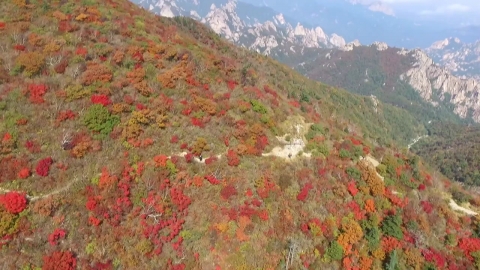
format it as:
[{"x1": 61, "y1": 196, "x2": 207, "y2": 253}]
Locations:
[
  {"x1": 0, "y1": 124, "x2": 312, "y2": 200},
  {"x1": 4, "y1": 122, "x2": 476, "y2": 217},
  {"x1": 0, "y1": 175, "x2": 82, "y2": 201}
]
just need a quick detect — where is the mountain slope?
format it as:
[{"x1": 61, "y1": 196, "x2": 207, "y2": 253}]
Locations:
[{"x1": 1, "y1": 0, "x2": 480, "y2": 269}]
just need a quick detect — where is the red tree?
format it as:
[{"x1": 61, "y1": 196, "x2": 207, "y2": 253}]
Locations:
[
  {"x1": 347, "y1": 181, "x2": 358, "y2": 196},
  {"x1": 18, "y1": 168, "x2": 31, "y2": 179},
  {"x1": 227, "y1": 150, "x2": 240, "y2": 166},
  {"x1": 28, "y1": 84, "x2": 48, "y2": 104},
  {"x1": 42, "y1": 251, "x2": 77, "y2": 270},
  {"x1": 458, "y1": 237, "x2": 480, "y2": 261},
  {"x1": 220, "y1": 185, "x2": 238, "y2": 200},
  {"x1": 48, "y1": 228, "x2": 67, "y2": 246},
  {"x1": 91, "y1": 94, "x2": 112, "y2": 106},
  {"x1": 421, "y1": 201, "x2": 434, "y2": 214},
  {"x1": 0, "y1": 192, "x2": 27, "y2": 214},
  {"x1": 36, "y1": 157, "x2": 53, "y2": 177},
  {"x1": 297, "y1": 183, "x2": 313, "y2": 202}
]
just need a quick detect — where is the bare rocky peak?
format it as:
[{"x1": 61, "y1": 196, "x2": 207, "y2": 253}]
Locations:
[
  {"x1": 428, "y1": 37, "x2": 461, "y2": 50},
  {"x1": 372, "y1": 41, "x2": 388, "y2": 51},
  {"x1": 401, "y1": 49, "x2": 480, "y2": 122},
  {"x1": 201, "y1": 0, "x2": 245, "y2": 42},
  {"x1": 273, "y1": 14, "x2": 286, "y2": 25},
  {"x1": 341, "y1": 39, "x2": 361, "y2": 51},
  {"x1": 139, "y1": 0, "x2": 179, "y2": 17},
  {"x1": 329, "y1": 34, "x2": 346, "y2": 48}
]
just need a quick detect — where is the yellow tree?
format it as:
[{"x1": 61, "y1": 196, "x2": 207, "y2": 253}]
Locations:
[{"x1": 337, "y1": 219, "x2": 364, "y2": 252}]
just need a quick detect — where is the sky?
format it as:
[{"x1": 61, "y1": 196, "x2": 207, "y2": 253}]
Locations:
[{"x1": 375, "y1": 0, "x2": 479, "y2": 26}]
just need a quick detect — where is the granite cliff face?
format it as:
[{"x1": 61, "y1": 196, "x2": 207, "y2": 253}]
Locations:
[{"x1": 402, "y1": 49, "x2": 480, "y2": 122}]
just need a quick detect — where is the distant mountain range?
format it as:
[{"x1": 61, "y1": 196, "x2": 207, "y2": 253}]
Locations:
[
  {"x1": 235, "y1": 0, "x2": 480, "y2": 48},
  {"x1": 427, "y1": 38, "x2": 480, "y2": 81}
]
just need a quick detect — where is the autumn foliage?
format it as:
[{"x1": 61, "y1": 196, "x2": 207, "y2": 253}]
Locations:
[
  {"x1": 0, "y1": 0, "x2": 479, "y2": 269},
  {"x1": 80, "y1": 62, "x2": 113, "y2": 85}
]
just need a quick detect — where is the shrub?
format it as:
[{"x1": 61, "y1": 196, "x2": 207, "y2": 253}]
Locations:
[
  {"x1": 365, "y1": 226, "x2": 381, "y2": 251},
  {"x1": 80, "y1": 62, "x2": 113, "y2": 85},
  {"x1": 15, "y1": 51, "x2": 45, "y2": 76},
  {"x1": 250, "y1": 100, "x2": 267, "y2": 114},
  {"x1": 346, "y1": 167, "x2": 361, "y2": 181},
  {"x1": 227, "y1": 150, "x2": 240, "y2": 166},
  {"x1": 28, "y1": 84, "x2": 48, "y2": 104},
  {"x1": 91, "y1": 94, "x2": 112, "y2": 106},
  {"x1": 48, "y1": 228, "x2": 66, "y2": 246},
  {"x1": 451, "y1": 188, "x2": 472, "y2": 204},
  {"x1": 83, "y1": 104, "x2": 120, "y2": 138},
  {"x1": 220, "y1": 185, "x2": 237, "y2": 200},
  {"x1": 339, "y1": 149, "x2": 351, "y2": 159},
  {"x1": 297, "y1": 183, "x2": 313, "y2": 202}
]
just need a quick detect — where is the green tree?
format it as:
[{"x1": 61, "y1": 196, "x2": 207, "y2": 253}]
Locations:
[
  {"x1": 386, "y1": 249, "x2": 399, "y2": 270},
  {"x1": 381, "y1": 214, "x2": 403, "y2": 240},
  {"x1": 250, "y1": 100, "x2": 267, "y2": 114},
  {"x1": 325, "y1": 240, "x2": 344, "y2": 261},
  {"x1": 83, "y1": 104, "x2": 120, "y2": 139}
]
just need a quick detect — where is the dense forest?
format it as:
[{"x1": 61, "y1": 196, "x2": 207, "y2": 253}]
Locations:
[
  {"x1": 1, "y1": 0, "x2": 480, "y2": 269},
  {"x1": 412, "y1": 122, "x2": 480, "y2": 186}
]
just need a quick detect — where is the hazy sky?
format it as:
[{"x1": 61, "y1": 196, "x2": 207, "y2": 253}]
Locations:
[{"x1": 376, "y1": 0, "x2": 479, "y2": 25}]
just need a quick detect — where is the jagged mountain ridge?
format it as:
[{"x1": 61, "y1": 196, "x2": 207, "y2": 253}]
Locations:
[
  {"x1": 426, "y1": 37, "x2": 480, "y2": 81},
  {"x1": 238, "y1": 0, "x2": 480, "y2": 48},
  {"x1": 135, "y1": 0, "x2": 348, "y2": 57}
]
